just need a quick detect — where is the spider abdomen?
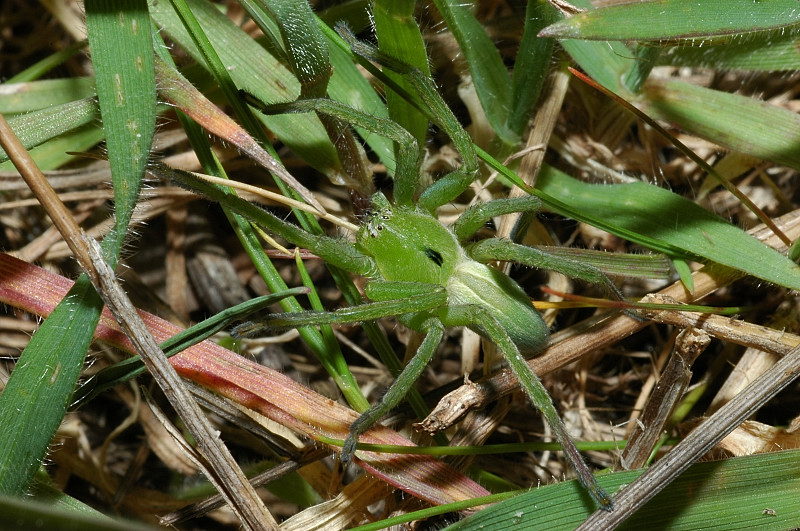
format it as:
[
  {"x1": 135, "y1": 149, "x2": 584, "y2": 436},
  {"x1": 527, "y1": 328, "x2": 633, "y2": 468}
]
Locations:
[{"x1": 447, "y1": 259, "x2": 548, "y2": 355}]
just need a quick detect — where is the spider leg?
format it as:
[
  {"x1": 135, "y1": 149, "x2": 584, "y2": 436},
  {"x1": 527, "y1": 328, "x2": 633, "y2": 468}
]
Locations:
[
  {"x1": 231, "y1": 286, "x2": 451, "y2": 464},
  {"x1": 168, "y1": 167, "x2": 376, "y2": 275},
  {"x1": 453, "y1": 196, "x2": 543, "y2": 241},
  {"x1": 343, "y1": 317, "x2": 444, "y2": 464},
  {"x1": 337, "y1": 24, "x2": 479, "y2": 211},
  {"x1": 467, "y1": 238, "x2": 626, "y2": 302},
  {"x1": 242, "y1": 94, "x2": 422, "y2": 207},
  {"x1": 233, "y1": 288, "x2": 447, "y2": 337},
  {"x1": 444, "y1": 304, "x2": 614, "y2": 511}
]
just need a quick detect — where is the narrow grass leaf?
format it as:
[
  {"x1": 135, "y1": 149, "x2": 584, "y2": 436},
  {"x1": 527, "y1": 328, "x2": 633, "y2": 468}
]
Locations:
[
  {"x1": 0, "y1": 277, "x2": 103, "y2": 494},
  {"x1": 0, "y1": 123, "x2": 105, "y2": 172},
  {"x1": 558, "y1": 39, "x2": 633, "y2": 96},
  {"x1": 505, "y1": 0, "x2": 557, "y2": 138},
  {"x1": 30, "y1": 471, "x2": 112, "y2": 518},
  {"x1": 539, "y1": 0, "x2": 800, "y2": 41},
  {"x1": 535, "y1": 165, "x2": 800, "y2": 291},
  {"x1": 642, "y1": 78, "x2": 800, "y2": 171},
  {"x1": 373, "y1": 0, "x2": 432, "y2": 152},
  {"x1": 5, "y1": 39, "x2": 87, "y2": 84},
  {"x1": 446, "y1": 450, "x2": 800, "y2": 530},
  {"x1": 0, "y1": 99, "x2": 100, "y2": 164},
  {"x1": 431, "y1": 0, "x2": 515, "y2": 144},
  {"x1": 0, "y1": 77, "x2": 95, "y2": 113},
  {"x1": 0, "y1": 493, "x2": 158, "y2": 531}
]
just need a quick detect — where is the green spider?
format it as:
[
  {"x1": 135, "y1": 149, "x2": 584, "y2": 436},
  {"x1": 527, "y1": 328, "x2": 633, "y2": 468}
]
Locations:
[{"x1": 178, "y1": 31, "x2": 617, "y2": 511}]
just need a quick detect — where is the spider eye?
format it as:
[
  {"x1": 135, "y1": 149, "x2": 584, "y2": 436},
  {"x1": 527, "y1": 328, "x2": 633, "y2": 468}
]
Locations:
[{"x1": 424, "y1": 248, "x2": 444, "y2": 266}]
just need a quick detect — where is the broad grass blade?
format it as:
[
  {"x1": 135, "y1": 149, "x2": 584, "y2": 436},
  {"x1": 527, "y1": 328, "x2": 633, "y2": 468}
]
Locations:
[
  {"x1": 642, "y1": 78, "x2": 800, "y2": 172},
  {"x1": 550, "y1": 0, "x2": 634, "y2": 95},
  {"x1": 540, "y1": 0, "x2": 800, "y2": 41},
  {"x1": 445, "y1": 449, "x2": 800, "y2": 531},
  {"x1": 659, "y1": 26, "x2": 800, "y2": 71},
  {"x1": 535, "y1": 165, "x2": 800, "y2": 291}
]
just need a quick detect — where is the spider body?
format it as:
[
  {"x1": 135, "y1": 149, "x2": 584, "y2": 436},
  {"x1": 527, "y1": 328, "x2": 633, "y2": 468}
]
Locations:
[
  {"x1": 184, "y1": 28, "x2": 616, "y2": 510},
  {"x1": 356, "y1": 191, "x2": 548, "y2": 356},
  {"x1": 183, "y1": 166, "x2": 614, "y2": 509}
]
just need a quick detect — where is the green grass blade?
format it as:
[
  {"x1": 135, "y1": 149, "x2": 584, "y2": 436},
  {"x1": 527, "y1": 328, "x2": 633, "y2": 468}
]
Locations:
[
  {"x1": 659, "y1": 26, "x2": 800, "y2": 71},
  {"x1": 373, "y1": 0, "x2": 432, "y2": 152},
  {"x1": 539, "y1": 0, "x2": 800, "y2": 41},
  {"x1": 0, "y1": 123, "x2": 105, "y2": 171},
  {"x1": 86, "y1": 0, "x2": 155, "y2": 232},
  {"x1": 430, "y1": 0, "x2": 515, "y2": 144},
  {"x1": 445, "y1": 450, "x2": 800, "y2": 530},
  {"x1": 0, "y1": 493, "x2": 158, "y2": 531},
  {"x1": 239, "y1": 14, "x2": 393, "y2": 173},
  {"x1": 549, "y1": 0, "x2": 634, "y2": 96},
  {"x1": 558, "y1": 39, "x2": 632, "y2": 96},
  {"x1": 5, "y1": 39, "x2": 87, "y2": 83},
  {"x1": 0, "y1": 278, "x2": 104, "y2": 495},
  {"x1": 0, "y1": 78, "x2": 95, "y2": 113},
  {"x1": 535, "y1": 165, "x2": 800, "y2": 291},
  {"x1": 641, "y1": 78, "x2": 800, "y2": 172},
  {"x1": 505, "y1": 0, "x2": 557, "y2": 138},
  {"x1": 30, "y1": 470, "x2": 111, "y2": 518},
  {"x1": 149, "y1": 0, "x2": 340, "y2": 177},
  {"x1": 622, "y1": 43, "x2": 662, "y2": 94},
  {"x1": 0, "y1": 99, "x2": 100, "y2": 164}
]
